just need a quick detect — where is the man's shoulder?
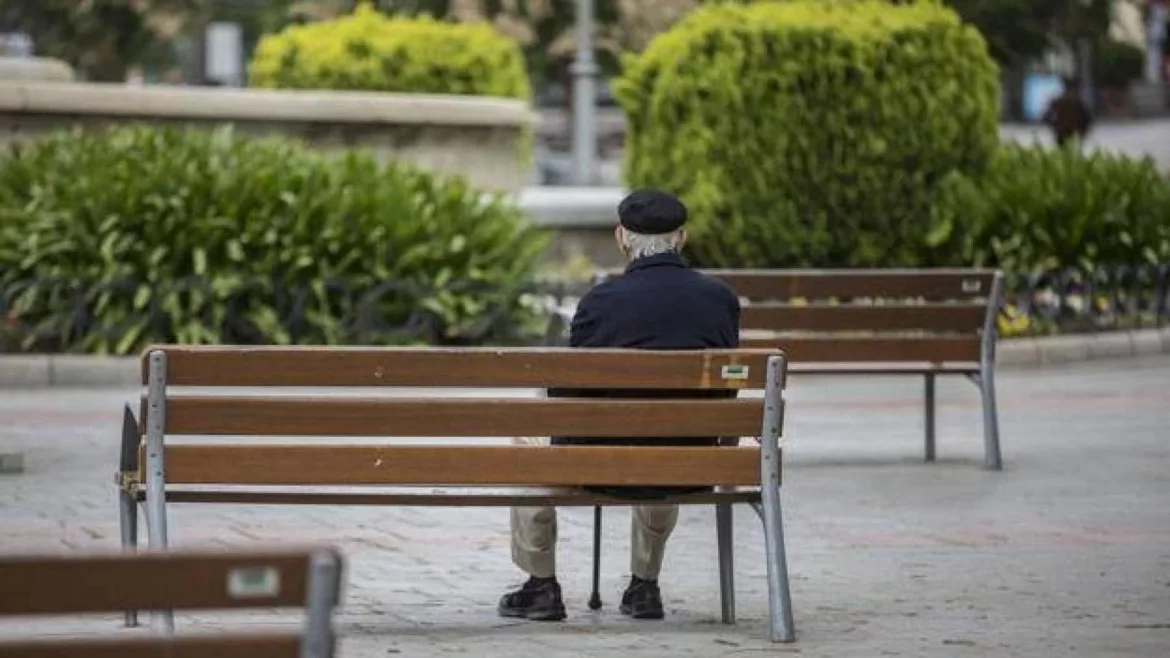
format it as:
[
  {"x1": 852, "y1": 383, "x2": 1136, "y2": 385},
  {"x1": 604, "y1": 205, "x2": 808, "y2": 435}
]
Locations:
[
  {"x1": 598, "y1": 266, "x2": 737, "y2": 302},
  {"x1": 688, "y1": 269, "x2": 740, "y2": 302},
  {"x1": 579, "y1": 277, "x2": 619, "y2": 305}
]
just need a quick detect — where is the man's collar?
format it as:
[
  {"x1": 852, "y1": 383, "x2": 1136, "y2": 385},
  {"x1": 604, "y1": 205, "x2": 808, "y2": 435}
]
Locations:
[{"x1": 624, "y1": 252, "x2": 686, "y2": 273}]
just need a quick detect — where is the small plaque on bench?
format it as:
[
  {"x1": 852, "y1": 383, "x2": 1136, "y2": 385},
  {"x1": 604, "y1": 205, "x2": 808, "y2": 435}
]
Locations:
[
  {"x1": 721, "y1": 365, "x2": 750, "y2": 381},
  {"x1": 227, "y1": 566, "x2": 281, "y2": 599}
]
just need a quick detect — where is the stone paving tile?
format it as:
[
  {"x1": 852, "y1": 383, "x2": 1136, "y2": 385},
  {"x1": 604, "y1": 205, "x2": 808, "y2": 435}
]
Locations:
[{"x1": 2, "y1": 358, "x2": 1170, "y2": 656}]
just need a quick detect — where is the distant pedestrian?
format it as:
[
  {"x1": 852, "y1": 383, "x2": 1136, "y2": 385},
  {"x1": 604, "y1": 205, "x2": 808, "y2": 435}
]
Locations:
[{"x1": 1043, "y1": 77, "x2": 1093, "y2": 148}]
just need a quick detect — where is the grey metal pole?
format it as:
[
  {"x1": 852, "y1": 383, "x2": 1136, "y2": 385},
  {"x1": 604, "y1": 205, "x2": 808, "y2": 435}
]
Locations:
[
  {"x1": 570, "y1": 0, "x2": 598, "y2": 186},
  {"x1": 1148, "y1": 3, "x2": 1167, "y2": 84},
  {"x1": 1077, "y1": 37, "x2": 1095, "y2": 114}
]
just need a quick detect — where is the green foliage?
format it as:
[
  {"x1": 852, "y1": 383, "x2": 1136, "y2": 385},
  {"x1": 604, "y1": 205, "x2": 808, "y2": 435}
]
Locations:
[
  {"x1": 0, "y1": 0, "x2": 203, "y2": 81},
  {"x1": 615, "y1": 0, "x2": 1000, "y2": 268},
  {"x1": 0, "y1": 126, "x2": 547, "y2": 354},
  {"x1": 939, "y1": 0, "x2": 1114, "y2": 66},
  {"x1": 1095, "y1": 38, "x2": 1146, "y2": 89},
  {"x1": 247, "y1": 3, "x2": 530, "y2": 99},
  {"x1": 932, "y1": 144, "x2": 1170, "y2": 273}
]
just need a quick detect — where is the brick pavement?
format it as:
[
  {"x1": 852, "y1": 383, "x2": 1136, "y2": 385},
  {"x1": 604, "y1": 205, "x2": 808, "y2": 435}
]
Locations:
[{"x1": 2, "y1": 357, "x2": 1169, "y2": 656}]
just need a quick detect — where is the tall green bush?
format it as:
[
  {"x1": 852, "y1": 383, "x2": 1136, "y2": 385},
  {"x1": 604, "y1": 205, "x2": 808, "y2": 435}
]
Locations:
[
  {"x1": 0, "y1": 126, "x2": 546, "y2": 354},
  {"x1": 933, "y1": 144, "x2": 1170, "y2": 272},
  {"x1": 248, "y1": 3, "x2": 530, "y2": 100},
  {"x1": 615, "y1": 0, "x2": 999, "y2": 268}
]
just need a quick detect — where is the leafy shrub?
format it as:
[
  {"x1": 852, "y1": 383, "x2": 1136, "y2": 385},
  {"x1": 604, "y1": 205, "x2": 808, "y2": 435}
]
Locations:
[
  {"x1": 1096, "y1": 38, "x2": 1146, "y2": 89},
  {"x1": 248, "y1": 3, "x2": 530, "y2": 100},
  {"x1": 614, "y1": 0, "x2": 999, "y2": 268},
  {"x1": 0, "y1": 126, "x2": 547, "y2": 354},
  {"x1": 932, "y1": 144, "x2": 1170, "y2": 272}
]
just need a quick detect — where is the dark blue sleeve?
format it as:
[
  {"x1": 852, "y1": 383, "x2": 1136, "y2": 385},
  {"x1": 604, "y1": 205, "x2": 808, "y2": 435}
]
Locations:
[
  {"x1": 568, "y1": 289, "x2": 601, "y2": 348},
  {"x1": 549, "y1": 288, "x2": 606, "y2": 398}
]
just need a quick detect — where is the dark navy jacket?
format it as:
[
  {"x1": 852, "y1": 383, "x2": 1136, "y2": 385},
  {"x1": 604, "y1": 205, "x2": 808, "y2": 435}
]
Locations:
[
  {"x1": 549, "y1": 252, "x2": 741, "y2": 495},
  {"x1": 565, "y1": 252, "x2": 740, "y2": 352}
]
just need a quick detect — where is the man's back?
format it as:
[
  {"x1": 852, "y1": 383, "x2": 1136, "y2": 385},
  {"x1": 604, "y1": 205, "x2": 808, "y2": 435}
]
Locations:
[
  {"x1": 569, "y1": 253, "x2": 739, "y2": 350},
  {"x1": 551, "y1": 252, "x2": 740, "y2": 452}
]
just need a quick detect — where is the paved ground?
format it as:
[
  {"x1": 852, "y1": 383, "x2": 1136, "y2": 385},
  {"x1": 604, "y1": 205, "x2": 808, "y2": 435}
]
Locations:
[
  {"x1": 2, "y1": 357, "x2": 1169, "y2": 656},
  {"x1": 1000, "y1": 119, "x2": 1170, "y2": 172}
]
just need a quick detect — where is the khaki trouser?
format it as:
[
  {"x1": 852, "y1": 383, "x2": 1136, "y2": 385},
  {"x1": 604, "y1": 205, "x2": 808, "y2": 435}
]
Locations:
[{"x1": 510, "y1": 436, "x2": 679, "y2": 580}]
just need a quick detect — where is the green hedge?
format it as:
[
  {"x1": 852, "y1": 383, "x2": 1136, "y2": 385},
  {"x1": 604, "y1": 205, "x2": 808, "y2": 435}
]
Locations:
[
  {"x1": 0, "y1": 126, "x2": 546, "y2": 354},
  {"x1": 933, "y1": 144, "x2": 1170, "y2": 273},
  {"x1": 614, "y1": 0, "x2": 999, "y2": 268},
  {"x1": 1096, "y1": 38, "x2": 1146, "y2": 89},
  {"x1": 248, "y1": 3, "x2": 530, "y2": 100}
]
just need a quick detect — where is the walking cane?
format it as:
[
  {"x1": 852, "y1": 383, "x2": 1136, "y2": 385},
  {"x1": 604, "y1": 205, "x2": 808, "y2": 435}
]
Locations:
[{"x1": 588, "y1": 505, "x2": 603, "y2": 610}]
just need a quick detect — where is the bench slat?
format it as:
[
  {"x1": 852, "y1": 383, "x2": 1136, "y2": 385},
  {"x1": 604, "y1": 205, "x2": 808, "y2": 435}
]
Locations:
[
  {"x1": 740, "y1": 303, "x2": 987, "y2": 333},
  {"x1": 741, "y1": 336, "x2": 981, "y2": 363},
  {"x1": 0, "y1": 550, "x2": 320, "y2": 615},
  {"x1": 147, "y1": 347, "x2": 780, "y2": 388},
  {"x1": 150, "y1": 486, "x2": 763, "y2": 507},
  {"x1": 162, "y1": 397, "x2": 764, "y2": 437},
  {"x1": 164, "y1": 445, "x2": 764, "y2": 487},
  {"x1": 709, "y1": 269, "x2": 998, "y2": 301},
  {"x1": 0, "y1": 633, "x2": 302, "y2": 658}
]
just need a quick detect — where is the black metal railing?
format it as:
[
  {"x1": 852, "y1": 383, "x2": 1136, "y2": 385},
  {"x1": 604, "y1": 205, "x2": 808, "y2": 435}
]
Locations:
[{"x1": 1001, "y1": 264, "x2": 1170, "y2": 336}]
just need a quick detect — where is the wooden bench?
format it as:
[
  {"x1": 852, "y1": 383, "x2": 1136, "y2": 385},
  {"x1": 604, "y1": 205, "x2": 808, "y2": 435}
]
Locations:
[
  {"x1": 0, "y1": 548, "x2": 343, "y2": 658},
  {"x1": 589, "y1": 268, "x2": 1004, "y2": 469},
  {"x1": 114, "y1": 346, "x2": 796, "y2": 642}
]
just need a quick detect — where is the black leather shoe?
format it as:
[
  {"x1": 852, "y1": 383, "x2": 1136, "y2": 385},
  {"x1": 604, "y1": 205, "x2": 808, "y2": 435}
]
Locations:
[
  {"x1": 620, "y1": 575, "x2": 665, "y2": 620},
  {"x1": 498, "y1": 577, "x2": 567, "y2": 621}
]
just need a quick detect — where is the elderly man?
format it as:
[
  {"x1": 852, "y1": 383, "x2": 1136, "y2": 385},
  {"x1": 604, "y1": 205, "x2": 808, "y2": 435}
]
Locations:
[{"x1": 498, "y1": 189, "x2": 740, "y2": 622}]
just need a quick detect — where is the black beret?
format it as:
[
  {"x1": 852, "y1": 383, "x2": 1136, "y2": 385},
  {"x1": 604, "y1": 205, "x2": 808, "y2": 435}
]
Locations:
[{"x1": 618, "y1": 189, "x2": 688, "y2": 235}]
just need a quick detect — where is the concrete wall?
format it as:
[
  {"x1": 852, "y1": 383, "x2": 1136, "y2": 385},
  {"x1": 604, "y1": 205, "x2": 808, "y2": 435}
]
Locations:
[
  {"x1": 0, "y1": 81, "x2": 536, "y2": 192},
  {"x1": 0, "y1": 57, "x2": 74, "y2": 82},
  {"x1": 516, "y1": 186, "x2": 626, "y2": 268}
]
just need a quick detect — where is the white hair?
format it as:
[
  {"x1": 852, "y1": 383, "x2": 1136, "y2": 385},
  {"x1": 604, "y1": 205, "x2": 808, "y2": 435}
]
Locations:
[{"x1": 618, "y1": 226, "x2": 686, "y2": 260}]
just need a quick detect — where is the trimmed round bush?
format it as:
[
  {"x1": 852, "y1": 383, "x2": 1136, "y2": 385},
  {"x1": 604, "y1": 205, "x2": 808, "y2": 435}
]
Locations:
[
  {"x1": 0, "y1": 126, "x2": 546, "y2": 354},
  {"x1": 614, "y1": 0, "x2": 1000, "y2": 268},
  {"x1": 248, "y1": 3, "x2": 530, "y2": 100}
]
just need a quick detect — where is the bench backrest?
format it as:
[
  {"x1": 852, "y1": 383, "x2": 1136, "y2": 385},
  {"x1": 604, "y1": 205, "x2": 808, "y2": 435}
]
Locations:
[
  {"x1": 599, "y1": 269, "x2": 1002, "y2": 365},
  {"x1": 132, "y1": 347, "x2": 787, "y2": 491},
  {"x1": 0, "y1": 548, "x2": 342, "y2": 658}
]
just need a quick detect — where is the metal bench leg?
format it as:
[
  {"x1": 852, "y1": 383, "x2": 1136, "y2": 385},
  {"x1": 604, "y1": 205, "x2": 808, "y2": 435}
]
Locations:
[
  {"x1": 759, "y1": 490, "x2": 794, "y2": 642},
  {"x1": 144, "y1": 350, "x2": 174, "y2": 633},
  {"x1": 979, "y1": 367, "x2": 1003, "y2": 470},
  {"x1": 118, "y1": 404, "x2": 141, "y2": 627},
  {"x1": 588, "y1": 506, "x2": 603, "y2": 610},
  {"x1": 760, "y1": 356, "x2": 795, "y2": 642},
  {"x1": 716, "y1": 503, "x2": 735, "y2": 624},
  {"x1": 924, "y1": 373, "x2": 937, "y2": 462},
  {"x1": 119, "y1": 490, "x2": 139, "y2": 627},
  {"x1": 302, "y1": 550, "x2": 343, "y2": 658},
  {"x1": 979, "y1": 272, "x2": 1005, "y2": 471}
]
